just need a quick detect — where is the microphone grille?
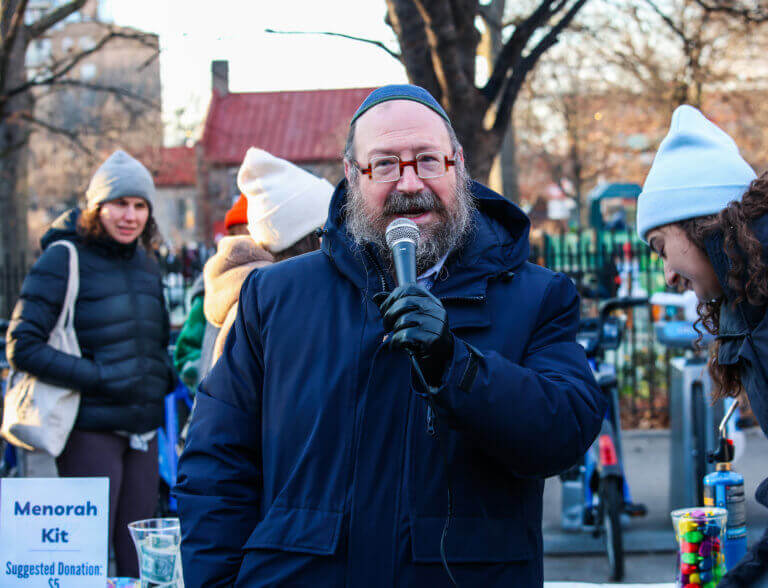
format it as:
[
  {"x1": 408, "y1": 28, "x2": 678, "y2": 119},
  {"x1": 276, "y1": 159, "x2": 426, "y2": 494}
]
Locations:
[{"x1": 385, "y1": 218, "x2": 420, "y2": 249}]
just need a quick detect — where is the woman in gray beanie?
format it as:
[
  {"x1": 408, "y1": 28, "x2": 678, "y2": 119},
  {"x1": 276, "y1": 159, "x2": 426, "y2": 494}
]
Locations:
[
  {"x1": 7, "y1": 150, "x2": 173, "y2": 578},
  {"x1": 638, "y1": 106, "x2": 768, "y2": 587}
]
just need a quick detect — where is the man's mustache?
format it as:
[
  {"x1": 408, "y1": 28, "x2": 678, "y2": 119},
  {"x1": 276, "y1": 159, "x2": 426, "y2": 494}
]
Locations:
[{"x1": 381, "y1": 190, "x2": 446, "y2": 217}]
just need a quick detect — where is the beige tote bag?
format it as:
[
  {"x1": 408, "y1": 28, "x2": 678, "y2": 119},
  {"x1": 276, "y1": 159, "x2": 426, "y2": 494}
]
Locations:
[{"x1": 1, "y1": 240, "x2": 81, "y2": 457}]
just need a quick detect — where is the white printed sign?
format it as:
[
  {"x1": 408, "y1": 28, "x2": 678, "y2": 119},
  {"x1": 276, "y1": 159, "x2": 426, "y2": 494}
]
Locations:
[{"x1": 0, "y1": 477, "x2": 109, "y2": 587}]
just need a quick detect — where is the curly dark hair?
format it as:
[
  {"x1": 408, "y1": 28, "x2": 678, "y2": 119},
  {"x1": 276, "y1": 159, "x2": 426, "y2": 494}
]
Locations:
[
  {"x1": 675, "y1": 171, "x2": 768, "y2": 401},
  {"x1": 77, "y1": 204, "x2": 162, "y2": 251}
]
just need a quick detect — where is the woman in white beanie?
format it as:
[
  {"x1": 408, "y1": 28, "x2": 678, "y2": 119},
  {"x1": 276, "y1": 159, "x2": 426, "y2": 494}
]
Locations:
[
  {"x1": 200, "y1": 147, "x2": 334, "y2": 369},
  {"x1": 7, "y1": 150, "x2": 173, "y2": 578},
  {"x1": 637, "y1": 106, "x2": 768, "y2": 587}
]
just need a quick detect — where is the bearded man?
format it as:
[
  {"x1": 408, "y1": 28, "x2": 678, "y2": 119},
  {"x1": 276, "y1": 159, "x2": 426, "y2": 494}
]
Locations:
[{"x1": 176, "y1": 85, "x2": 604, "y2": 587}]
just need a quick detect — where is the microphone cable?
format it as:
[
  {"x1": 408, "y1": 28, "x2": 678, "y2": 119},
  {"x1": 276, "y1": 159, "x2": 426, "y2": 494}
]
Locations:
[{"x1": 408, "y1": 352, "x2": 459, "y2": 587}]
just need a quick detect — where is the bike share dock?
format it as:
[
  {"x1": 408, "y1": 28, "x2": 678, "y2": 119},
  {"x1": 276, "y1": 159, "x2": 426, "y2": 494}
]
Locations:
[
  {"x1": 543, "y1": 427, "x2": 768, "y2": 555},
  {"x1": 545, "y1": 293, "x2": 768, "y2": 559}
]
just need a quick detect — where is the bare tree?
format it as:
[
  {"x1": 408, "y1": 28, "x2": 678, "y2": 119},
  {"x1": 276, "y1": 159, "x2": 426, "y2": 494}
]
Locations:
[
  {"x1": 271, "y1": 0, "x2": 592, "y2": 192},
  {"x1": 0, "y1": 0, "x2": 159, "y2": 313},
  {"x1": 694, "y1": 0, "x2": 768, "y2": 22},
  {"x1": 516, "y1": 38, "x2": 665, "y2": 231},
  {"x1": 514, "y1": 0, "x2": 768, "y2": 233},
  {"x1": 383, "y1": 0, "x2": 592, "y2": 186}
]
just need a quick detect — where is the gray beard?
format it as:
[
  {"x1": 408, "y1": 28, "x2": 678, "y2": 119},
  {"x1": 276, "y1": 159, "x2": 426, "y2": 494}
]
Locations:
[{"x1": 343, "y1": 168, "x2": 476, "y2": 276}]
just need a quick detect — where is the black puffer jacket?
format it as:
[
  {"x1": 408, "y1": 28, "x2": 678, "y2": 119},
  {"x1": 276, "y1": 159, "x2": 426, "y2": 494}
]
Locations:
[
  {"x1": 7, "y1": 208, "x2": 172, "y2": 434},
  {"x1": 706, "y1": 214, "x2": 768, "y2": 587}
]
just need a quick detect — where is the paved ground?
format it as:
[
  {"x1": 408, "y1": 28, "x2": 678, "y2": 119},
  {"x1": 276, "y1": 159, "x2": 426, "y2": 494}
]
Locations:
[{"x1": 543, "y1": 427, "x2": 768, "y2": 583}]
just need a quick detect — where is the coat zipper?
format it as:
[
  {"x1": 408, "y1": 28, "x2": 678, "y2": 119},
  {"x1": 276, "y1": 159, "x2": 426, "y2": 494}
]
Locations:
[
  {"x1": 361, "y1": 248, "x2": 439, "y2": 439},
  {"x1": 362, "y1": 245, "x2": 390, "y2": 292},
  {"x1": 426, "y1": 406, "x2": 436, "y2": 436}
]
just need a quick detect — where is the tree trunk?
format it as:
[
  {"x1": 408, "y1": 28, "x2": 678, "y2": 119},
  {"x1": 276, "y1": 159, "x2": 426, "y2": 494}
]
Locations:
[
  {"x1": 385, "y1": 0, "x2": 441, "y2": 97},
  {"x1": 477, "y1": 0, "x2": 518, "y2": 199},
  {"x1": 0, "y1": 10, "x2": 31, "y2": 315},
  {"x1": 384, "y1": 0, "x2": 587, "y2": 191},
  {"x1": 500, "y1": 121, "x2": 520, "y2": 201},
  {"x1": 466, "y1": 126, "x2": 503, "y2": 183}
]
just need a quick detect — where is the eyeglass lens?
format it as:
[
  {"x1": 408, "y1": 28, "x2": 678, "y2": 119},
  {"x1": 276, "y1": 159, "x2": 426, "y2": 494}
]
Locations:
[{"x1": 370, "y1": 152, "x2": 446, "y2": 182}]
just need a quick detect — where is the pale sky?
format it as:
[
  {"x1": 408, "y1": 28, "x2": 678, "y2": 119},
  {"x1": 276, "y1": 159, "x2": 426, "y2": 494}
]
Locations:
[{"x1": 103, "y1": 0, "x2": 409, "y2": 144}]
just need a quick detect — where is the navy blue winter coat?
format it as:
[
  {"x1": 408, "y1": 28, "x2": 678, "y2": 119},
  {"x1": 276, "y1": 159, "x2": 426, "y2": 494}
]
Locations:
[
  {"x1": 707, "y1": 215, "x2": 768, "y2": 587},
  {"x1": 175, "y1": 181, "x2": 605, "y2": 587}
]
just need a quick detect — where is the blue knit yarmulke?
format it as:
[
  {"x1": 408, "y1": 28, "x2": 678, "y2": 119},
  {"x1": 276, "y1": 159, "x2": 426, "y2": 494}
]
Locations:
[{"x1": 350, "y1": 84, "x2": 449, "y2": 125}]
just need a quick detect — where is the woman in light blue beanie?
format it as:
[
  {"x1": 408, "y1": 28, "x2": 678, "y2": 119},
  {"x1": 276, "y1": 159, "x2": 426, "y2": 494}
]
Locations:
[{"x1": 638, "y1": 105, "x2": 768, "y2": 586}]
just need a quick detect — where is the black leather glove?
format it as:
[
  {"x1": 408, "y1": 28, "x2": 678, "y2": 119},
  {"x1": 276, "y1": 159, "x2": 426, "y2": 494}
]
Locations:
[{"x1": 377, "y1": 284, "x2": 454, "y2": 387}]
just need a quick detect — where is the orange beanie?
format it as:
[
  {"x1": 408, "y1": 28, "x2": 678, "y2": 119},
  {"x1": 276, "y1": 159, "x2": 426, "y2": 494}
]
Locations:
[{"x1": 224, "y1": 193, "x2": 248, "y2": 228}]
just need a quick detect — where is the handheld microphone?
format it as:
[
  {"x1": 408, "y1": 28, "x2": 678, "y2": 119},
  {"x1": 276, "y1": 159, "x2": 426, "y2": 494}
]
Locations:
[{"x1": 385, "y1": 218, "x2": 420, "y2": 286}]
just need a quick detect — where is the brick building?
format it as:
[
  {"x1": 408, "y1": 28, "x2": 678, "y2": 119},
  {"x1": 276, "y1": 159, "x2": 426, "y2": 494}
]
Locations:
[{"x1": 195, "y1": 60, "x2": 372, "y2": 244}]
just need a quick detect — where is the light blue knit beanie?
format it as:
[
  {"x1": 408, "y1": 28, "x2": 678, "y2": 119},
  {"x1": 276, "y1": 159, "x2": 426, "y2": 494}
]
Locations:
[{"x1": 636, "y1": 105, "x2": 756, "y2": 241}]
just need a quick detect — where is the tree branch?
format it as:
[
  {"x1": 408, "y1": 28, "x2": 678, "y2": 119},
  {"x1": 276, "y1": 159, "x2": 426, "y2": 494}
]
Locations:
[
  {"x1": 27, "y1": 0, "x2": 86, "y2": 39},
  {"x1": 8, "y1": 28, "x2": 157, "y2": 99},
  {"x1": 477, "y1": 3, "x2": 503, "y2": 31},
  {"x1": 0, "y1": 136, "x2": 28, "y2": 158},
  {"x1": 693, "y1": 0, "x2": 768, "y2": 22},
  {"x1": 138, "y1": 50, "x2": 160, "y2": 71},
  {"x1": 18, "y1": 111, "x2": 94, "y2": 155},
  {"x1": 1, "y1": 0, "x2": 29, "y2": 54},
  {"x1": 482, "y1": 0, "x2": 560, "y2": 101},
  {"x1": 0, "y1": 0, "x2": 29, "y2": 96},
  {"x1": 43, "y1": 79, "x2": 160, "y2": 109},
  {"x1": 493, "y1": 0, "x2": 589, "y2": 133},
  {"x1": 265, "y1": 28, "x2": 402, "y2": 61},
  {"x1": 643, "y1": 0, "x2": 688, "y2": 42}
]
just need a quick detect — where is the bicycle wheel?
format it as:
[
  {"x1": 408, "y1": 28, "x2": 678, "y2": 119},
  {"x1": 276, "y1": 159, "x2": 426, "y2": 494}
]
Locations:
[{"x1": 601, "y1": 477, "x2": 625, "y2": 581}]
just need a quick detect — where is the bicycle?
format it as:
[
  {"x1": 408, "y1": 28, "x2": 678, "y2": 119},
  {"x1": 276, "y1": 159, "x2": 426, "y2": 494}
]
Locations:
[
  {"x1": 157, "y1": 380, "x2": 194, "y2": 515},
  {"x1": 560, "y1": 296, "x2": 649, "y2": 581}
]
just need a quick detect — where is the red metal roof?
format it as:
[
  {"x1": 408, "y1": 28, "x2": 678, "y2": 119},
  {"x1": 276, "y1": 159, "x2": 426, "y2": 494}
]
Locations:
[
  {"x1": 143, "y1": 146, "x2": 196, "y2": 187},
  {"x1": 199, "y1": 87, "x2": 375, "y2": 166}
]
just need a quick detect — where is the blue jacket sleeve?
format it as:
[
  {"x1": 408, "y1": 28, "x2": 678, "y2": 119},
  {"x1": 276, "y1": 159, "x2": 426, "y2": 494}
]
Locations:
[
  {"x1": 175, "y1": 272, "x2": 264, "y2": 587},
  {"x1": 427, "y1": 272, "x2": 605, "y2": 478}
]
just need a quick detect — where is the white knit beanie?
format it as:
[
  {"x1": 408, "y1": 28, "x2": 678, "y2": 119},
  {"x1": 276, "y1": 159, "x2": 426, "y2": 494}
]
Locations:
[
  {"x1": 237, "y1": 147, "x2": 334, "y2": 252},
  {"x1": 636, "y1": 105, "x2": 756, "y2": 241},
  {"x1": 85, "y1": 150, "x2": 156, "y2": 210}
]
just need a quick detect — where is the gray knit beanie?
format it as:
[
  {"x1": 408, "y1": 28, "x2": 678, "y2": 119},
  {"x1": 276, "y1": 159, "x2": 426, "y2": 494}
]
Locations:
[{"x1": 85, "y1": 150, "x2": 156, "y2": 210}]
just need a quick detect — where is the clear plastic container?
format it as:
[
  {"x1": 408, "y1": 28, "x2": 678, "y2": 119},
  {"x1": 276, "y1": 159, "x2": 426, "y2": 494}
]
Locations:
[
  {"x1": 106, "y1": 579, "x2": 140, "y2": 588},
  {"x1": 127, "y1": 518, "x2": 184, "y2": 587},
  {"x1": 671, "y1": 507, "x2": 728, "y2": 587}
]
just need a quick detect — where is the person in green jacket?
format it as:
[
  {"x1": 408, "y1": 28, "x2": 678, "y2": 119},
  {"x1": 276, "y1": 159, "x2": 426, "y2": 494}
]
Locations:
[{"x1": 172, "y1": 194, "x2": 249, "y2": 389}]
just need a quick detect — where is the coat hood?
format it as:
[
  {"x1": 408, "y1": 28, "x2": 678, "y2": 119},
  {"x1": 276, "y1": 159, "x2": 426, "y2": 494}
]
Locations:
[
  {"x1": 40, "y1": 208, "x2": 81, "y2": 250},
  {"x1": 203, "y1": 236, "x2": 273, "y2": 327},
  {"x1": 321, "y1": 179, "x2": 531, "y2": 295}
]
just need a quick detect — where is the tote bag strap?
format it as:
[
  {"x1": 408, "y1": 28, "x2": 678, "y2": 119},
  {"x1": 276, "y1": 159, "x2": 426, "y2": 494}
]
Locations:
[{"x1": 47, "y1": 240, "x2": 80, "y2": 331}]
